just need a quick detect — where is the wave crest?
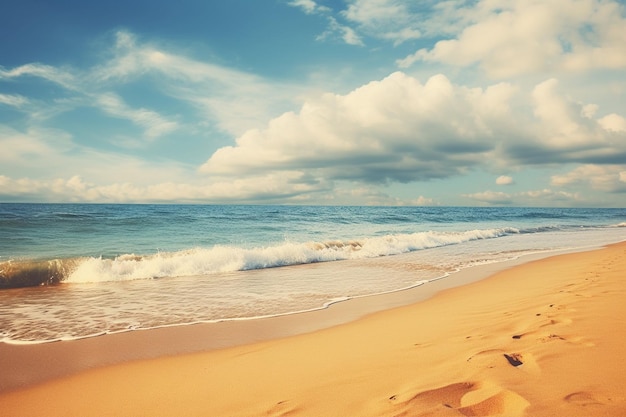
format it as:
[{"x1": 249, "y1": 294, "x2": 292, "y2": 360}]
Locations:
[{"x1": 2, "y1": 228, "x2": 517, "y2": 287}]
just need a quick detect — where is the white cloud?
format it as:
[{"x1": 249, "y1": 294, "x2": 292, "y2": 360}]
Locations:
[
  {"x1": 551, "y1": 165, "x2": 626, "y2": 192},
  {"x1": 598, "y1": 113, "x2": 626, "y2": 132},
  {"x1": 95, "y1": 93, "x2": 179, "y2": 139},
  {"x1": 343, "y1": 0, "x2": 406, "y2": 24},
  {"x1": 340, "y1": 0, "x2": 424, "y2": 45},
  {"x1": 289, "y1": 0, "x2": 462, "y2": 46},
  {"x1": 1, "y1": 36, "x2": 182, "y2": 141},
  {"x1": 518, "y1": 189, "x2": 582, "y2": 203},
  {"x1": 287, "y1": 0, "x2": 367, "y2": 46},
  {"x1": 288, "y1": 0, "x2": 317, "y2": 14},
  {"x1": 92, "y1": 30, "x2": 301, "y2": 135},
  {"x1": 496, "y1": 175, "x2": 514, "y2": 185},
  {"x1": 94, "y1": 32, "x2": 261, "y2": 88},
  {"x1": 1, "y1": 30, "x2": 303, "y2": 140},
  {"x1": 380, "y1": 28, "x2": 422, "y2": 46},
  {"x1": 0, "y1": 125, "x2": 195, "y2": 187},
  {"x1": 317, "y1": 17, "x2": 365, "y2": 46},
  {"x1": 463, "y1": 190, "x2": 513, "y2": 205},
  {"x1": 0, "y1": 171, "x2": 330, "y2": 203},
  {"x1": 0, "y1": 126, "x2": 73, "y2": 167},
  {"x1": 0, "y1": 63, "x2": 78, "y2": 90},
  {"x1": 464, "y1": 188, "x2": 583, "y2": 206},
  {"x1": 287, "y1": 0, "x2": 330, "y2": 14},
  {"x1": 201, "y1": 72, "x2": 522, "y2": 183},
  {"x1": 201, "y1": 71, "x2": 626, "y2": 187},
  {"x1": 398, "y1": 0, "x2": 626, "y2": 77},
  {"x1": 505, "y1": 78, "x2": 626, "y2": 164},
  {"x1": 0, "y1": 93, "x2": 29, "y2": 107},
  {"x1": 531, "y1": 78, "x2": 591, "y2": 145}
]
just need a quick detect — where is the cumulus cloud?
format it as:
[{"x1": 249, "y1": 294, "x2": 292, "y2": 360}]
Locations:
[
  {"x1": 598, "y1": 113, "x2": 626, "y2": 132},
  {"x1": 398, "y1": 0, "x2": 626, "y2": 77},
  {"x1": 504, "y1": 78, "x2": 626, "y2": 164},
  {"x1": 200, "y1": 72, "x2": 626, "y2": 191},
  {"x1": 201, "y1": 72, "x2": 522, "y2": 183},
  {"x1": 496, "y1": 175, "x2": 514, "y2": 185}
]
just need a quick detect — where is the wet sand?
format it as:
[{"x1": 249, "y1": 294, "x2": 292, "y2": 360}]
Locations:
[{"x1": 1, "y1": 243, "x2": 625, "y2": 416}]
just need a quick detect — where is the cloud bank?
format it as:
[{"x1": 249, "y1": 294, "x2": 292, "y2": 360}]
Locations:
[{"x1": 200, "y1": 72, "x2": 625, "y2": 188}]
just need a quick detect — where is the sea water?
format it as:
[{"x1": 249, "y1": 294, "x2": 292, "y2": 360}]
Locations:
[{"x1": 0, "y1": 204, "x2": 624, "y2": 344}]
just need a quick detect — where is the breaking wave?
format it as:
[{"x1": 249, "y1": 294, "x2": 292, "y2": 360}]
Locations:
[{"x1": 1, "y1": 228, "x2": 518, "y2": 288}]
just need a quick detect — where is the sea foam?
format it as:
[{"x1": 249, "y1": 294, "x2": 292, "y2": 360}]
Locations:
[{"x1": 64, "y1": 228, "x2": 517, "y2": 284}]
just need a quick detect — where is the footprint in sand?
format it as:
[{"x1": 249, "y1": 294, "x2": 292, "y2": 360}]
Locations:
[
  {"x1": 389, "y1": 381, "x2": 529, "y2": 417},
  {"x1": 512, "y1": 329, "x2": 594, "y2": 347},
  {"x1": 510, "y1": 315, "x2": 574, "y2": 341},
  {"x1": 466, "y1": 349, "x2": 541, "y2": 376},
  {"x1": 564, "y1": 391, "x2": 605, "y2": 407}
]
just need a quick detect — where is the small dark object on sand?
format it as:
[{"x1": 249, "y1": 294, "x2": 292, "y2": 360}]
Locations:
[{"x1": 504, "y1": 353, "x2": 524, "y2": 367}]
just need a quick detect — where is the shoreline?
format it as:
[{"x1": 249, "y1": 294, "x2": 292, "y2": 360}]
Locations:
[
  {"x1": 0, "y1": 247, "x2": 561, "y2": 347},
  {"x1": 0, "y1": 248, "x2": 575, "y2": 393},
  {"x1": 1, "y1": 242, "x2": 625, "y2": 416}
]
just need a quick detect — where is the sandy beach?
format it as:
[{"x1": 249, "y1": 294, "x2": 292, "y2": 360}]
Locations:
[{"x1": 1, "y1": 242, "x2": 625, "y2": 416}]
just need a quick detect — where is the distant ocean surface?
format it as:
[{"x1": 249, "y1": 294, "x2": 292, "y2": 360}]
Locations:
[{"x1": 1, "y1": 204, "x2": 624, "y2": 344}]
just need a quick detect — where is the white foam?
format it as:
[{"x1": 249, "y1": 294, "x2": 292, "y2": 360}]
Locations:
[{"x1": 65, "y1": 228, "x2": 518, "y2": 284}]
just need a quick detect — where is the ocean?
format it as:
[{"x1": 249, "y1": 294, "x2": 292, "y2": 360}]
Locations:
[{"x1": 0, "y1": 203, "x2": 624, "y2": 344}]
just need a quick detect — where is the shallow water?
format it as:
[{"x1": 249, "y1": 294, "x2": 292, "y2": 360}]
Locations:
[{"x1": 1, "y1": 204, "x2": 624, "y2": 343}]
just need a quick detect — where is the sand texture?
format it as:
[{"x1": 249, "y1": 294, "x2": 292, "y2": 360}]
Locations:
[{"x1": 1, "y1": 242, "x2": 625, "y2": 416}]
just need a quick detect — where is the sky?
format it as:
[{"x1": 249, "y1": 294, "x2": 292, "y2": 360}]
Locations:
[{"x1": 1, "y1": 0, "x2": 625, "y2": 207}]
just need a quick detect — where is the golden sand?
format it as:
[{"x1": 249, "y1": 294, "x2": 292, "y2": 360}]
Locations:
[{"x1": 1, "y1": 243, "x2": 625, "y2": 416}]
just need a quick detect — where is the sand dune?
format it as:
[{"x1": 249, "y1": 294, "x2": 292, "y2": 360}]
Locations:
[{"x1": 1, "y1": 243, "x2": 625, "y2": 416}]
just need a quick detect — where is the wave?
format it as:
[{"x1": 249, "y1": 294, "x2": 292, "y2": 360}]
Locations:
[
  {"x1": 1, "y1": 227, "x2": 519, "y2": 288},
  {"x1": 0, "y1": 258, "x2": 85, "y2": 289}
]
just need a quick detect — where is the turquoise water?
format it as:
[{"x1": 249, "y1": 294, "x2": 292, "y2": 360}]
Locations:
[{"x1": 1, "y1": 204, "x2": 624, "y2": 343}]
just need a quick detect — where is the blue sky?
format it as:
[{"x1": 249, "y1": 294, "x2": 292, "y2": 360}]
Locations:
[{"x1": 1, "y1": 0, "x2": 625, "y2": 206}]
